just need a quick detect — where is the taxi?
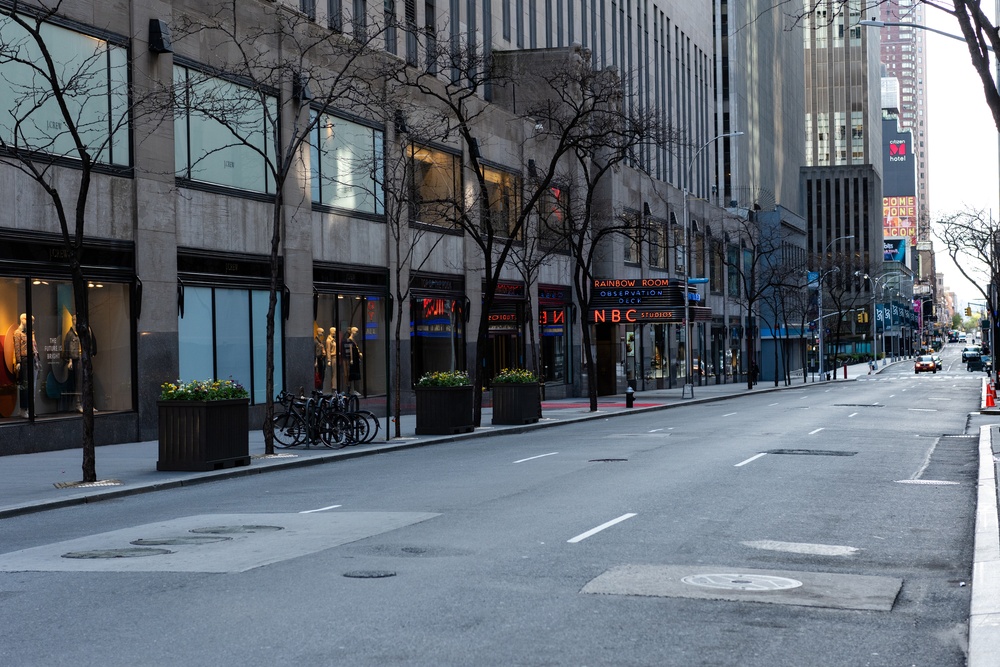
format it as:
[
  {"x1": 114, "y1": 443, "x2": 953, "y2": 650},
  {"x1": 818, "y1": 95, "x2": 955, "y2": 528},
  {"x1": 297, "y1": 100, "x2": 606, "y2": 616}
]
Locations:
[{"x1": 914, "y1": 355, "x2": 937, "y2": 374}]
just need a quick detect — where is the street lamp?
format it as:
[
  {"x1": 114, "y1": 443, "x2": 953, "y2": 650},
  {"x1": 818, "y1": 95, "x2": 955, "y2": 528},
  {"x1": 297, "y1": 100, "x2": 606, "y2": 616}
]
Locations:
[
  {"x1": 858, "y1": 19, "x2": 994, "y2": 51},
  {"x1": 817, "y1": 234, "x2": 854, "y2": 380},
  {"x1": 681, "y1": 130, "x2": 744, "y2": 399}
]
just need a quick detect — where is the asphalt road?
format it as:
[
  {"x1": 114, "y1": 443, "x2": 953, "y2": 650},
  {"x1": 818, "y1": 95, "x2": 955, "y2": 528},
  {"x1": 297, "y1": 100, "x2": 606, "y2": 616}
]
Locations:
[{"x1": 0, "y1": 344, "x2": 986, "y2": 666}]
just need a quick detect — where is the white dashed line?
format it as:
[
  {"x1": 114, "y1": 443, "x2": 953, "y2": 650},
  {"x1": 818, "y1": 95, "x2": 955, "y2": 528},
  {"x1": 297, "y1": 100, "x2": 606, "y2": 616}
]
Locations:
[
  {"x1": 514, "y1": 452, "x2": 559, "y2": 463},
  {"x1": 735, "y1": 453, "x2": 767, "y2": 467},
  {"x1": 808, "y1": 428, "x2": 824, "y2": 435},
  {"x1": 300, "y1": 505, "x2": 342, "y2": 514},
  {"x1": 848, "y1": 412, "x2": 858, "y2": 418},
  {"x1": 567, "y1": 513, "x2": 637, "y2": 543},
  {"x1": 722, "y1": 412, "x2": 737, "y2": 417}
]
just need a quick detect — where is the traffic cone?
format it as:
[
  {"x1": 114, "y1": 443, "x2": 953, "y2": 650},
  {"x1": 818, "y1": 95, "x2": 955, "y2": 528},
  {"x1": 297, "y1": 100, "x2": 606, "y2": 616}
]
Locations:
[{"x1": 987, "y1": 392, "x2": 995, "y2": 408}]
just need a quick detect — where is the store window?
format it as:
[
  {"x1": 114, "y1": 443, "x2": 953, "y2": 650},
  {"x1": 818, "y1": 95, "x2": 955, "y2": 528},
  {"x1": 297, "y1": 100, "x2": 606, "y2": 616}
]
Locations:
[
  {"x1": 409, "y1": 144, "x2": 461, "y2": 228},
  {"x1": 310, "y1": 112, "x2": 384, "y2": 214},
  {"x1": 174, "y1": 65, "x2": 276, "y2": 194},
  {"x1": 178, "y1": 286, "x2": 282, "y2": 404},
  {"x1": 313, "y1": 293, "x2": 387, "y2": 397},
  {"x1": 538, "y1": 285, "x2": 572, "y2": 384},
  {"x1": 410, "y1": 297, "x2": 466, "y2": 381},
  {"x1": 0, "y1": 278, "x2": 133, "y2": 419},
  {"x1": 0, "y1": 14, "x2": 129, "y2": 166}
]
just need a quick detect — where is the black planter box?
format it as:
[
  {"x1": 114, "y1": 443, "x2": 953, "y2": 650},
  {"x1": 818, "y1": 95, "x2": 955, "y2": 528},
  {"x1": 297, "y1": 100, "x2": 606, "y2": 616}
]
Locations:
[
  {"x1": 157, "y1": 398, "x2": 251, "y2": 471},
  {"x1": 491, "y1": 383, "x2": 541, "y2": 425},
  {"x1": 415, "y1": 385, "x2": 475, "y2": 435}
]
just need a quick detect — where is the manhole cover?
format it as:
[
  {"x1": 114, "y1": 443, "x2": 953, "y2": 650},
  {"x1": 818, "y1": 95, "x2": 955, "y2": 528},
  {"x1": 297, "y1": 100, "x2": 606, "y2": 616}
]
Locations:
[
  {"x1": 130, "y1": 536, "x2": 233, "y2": 546},
  {"x1": 766, "y1": 449, "x2": 857, "y2": 457},
  {"x1": 589, "y1": 458, "x2": 628, "y2": 462},
  {"x1": 62, "y1": 548, "x2": 173, "y2": 559},
  {"x1": 189, "y1": 525, "x2": 284, "y2": 535},
  {"x1": 343, "y1": 570, "x2": 396, "y2": 579},
  {"x1": 681, "y1": 573, "x2": 802, "y2": 591}
]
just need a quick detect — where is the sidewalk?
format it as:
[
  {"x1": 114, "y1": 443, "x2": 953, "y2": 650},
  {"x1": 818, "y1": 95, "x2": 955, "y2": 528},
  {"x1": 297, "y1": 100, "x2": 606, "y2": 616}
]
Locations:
[{"x1": 0, "y1": 363, "x2": 876, "y2": 519}]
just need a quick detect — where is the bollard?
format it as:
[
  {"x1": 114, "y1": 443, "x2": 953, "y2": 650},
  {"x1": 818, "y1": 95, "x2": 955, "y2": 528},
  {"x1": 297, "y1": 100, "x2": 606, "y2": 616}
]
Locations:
[{"x1": 625, "y1": 386, "x2": 635, "y2": 408}]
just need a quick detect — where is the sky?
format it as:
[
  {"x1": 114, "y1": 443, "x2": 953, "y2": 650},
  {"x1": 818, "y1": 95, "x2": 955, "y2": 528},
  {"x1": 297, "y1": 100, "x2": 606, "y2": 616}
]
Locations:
[{"x1": 924, "y1": 5, "x2": 998, "y2": 309}]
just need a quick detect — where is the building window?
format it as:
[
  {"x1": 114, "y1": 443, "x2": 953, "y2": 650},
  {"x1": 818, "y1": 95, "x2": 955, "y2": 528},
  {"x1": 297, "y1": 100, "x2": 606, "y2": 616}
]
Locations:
[
  {"x1": 538, "y1": 185, "x2": 570, "y2": 250},
  {"x1": 410, "y1": 297, "x2": 466, "y2": 380},
  {"x1": 482, "y1": 167, "x2": 522, "y2": 239},
  {"x1": 409, "y1": 144, "x2": 461, "y2": 228},
  {"x1": 1, "y1": 278, "x2": 134, "y2": 419},
  {"x1": 649, "y1": 219, "x2": 668, "y2": 269},
  {"x1": 330, "y1": 0, "x2": 343, "y2": 31},
  {"x1": 179, "y1": 285, "x2": 283, "y2": 405},
  {"x1": 310, "y1": 112, "x2": 384, "y2": 214},
  {"x1": 0, "y1": 14, "x2": 130, "y2": 167},
  {"x1": 353, "y1": 0, "x2": 368, "y2": 39},
  {"x1": 727, "y1": 244, "x2": 740, "y2": 297},
  {"x1": 314, "y1": 293, "x2": 387, "y2": 397},
  {"x1": 174, "y1": 65, "x2": 276, "y2": 194},
  {"x1": 301, "y1": 0, "x2": 317, "y2": 19},
  {"x1": 385, "y1": 0, "x2": 397, "y2": 53},
  {"x1": 623, "y1": 209, "x2": 641, "y2": 264}
]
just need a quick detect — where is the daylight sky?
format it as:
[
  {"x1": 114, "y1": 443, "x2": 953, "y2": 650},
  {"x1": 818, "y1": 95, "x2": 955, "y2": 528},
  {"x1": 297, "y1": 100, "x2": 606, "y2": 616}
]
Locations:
[{"x1": 923, "y1": 4, "x2": 998, "y2": 309}]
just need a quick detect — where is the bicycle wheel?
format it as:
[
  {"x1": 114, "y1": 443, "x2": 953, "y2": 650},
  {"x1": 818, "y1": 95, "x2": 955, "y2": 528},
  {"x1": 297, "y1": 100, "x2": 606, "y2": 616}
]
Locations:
[
  {"x1": 319, "y1": 411, "x2": 350, "y2": 449},
  {"x1": 353, "y1": 410, "x2": 380, "y2": 443},
  {"x1": 271, "y1": 412, "x2": 306, "y2": 448},
  {"x1": 342, "y1": 412, "x2": 369, "y2": 445}
]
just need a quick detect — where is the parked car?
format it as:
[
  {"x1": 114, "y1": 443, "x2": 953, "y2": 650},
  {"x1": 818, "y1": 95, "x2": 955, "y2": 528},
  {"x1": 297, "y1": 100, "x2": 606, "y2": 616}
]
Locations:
[
  {"x1": 963, "y1": 346, "x2": 982, "y2": 362},
  {"x1": 914, "y1": 355, "x2": 937, "y2": 374}
]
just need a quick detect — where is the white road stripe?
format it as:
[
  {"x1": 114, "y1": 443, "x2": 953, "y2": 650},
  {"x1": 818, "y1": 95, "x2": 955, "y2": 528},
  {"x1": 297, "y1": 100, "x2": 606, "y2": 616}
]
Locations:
[
  {"x1": 908, "y1": 408, "x2": 938, "y2": 412},
  {"x1": 300, "y1": 505, "x2": 342, "y2": 514},
  {"x1": 808, "y1": 428, "x2": 824, "y2": 435},
  {"x1": 567, "y1": 513, "x2": 637, "y2": 543},
  {"x1": 769, "y1": 403, "x2": 779, "y2": 406},
  {"x1": 735, "y1": 453, "x2": 766, "y2": 467},
  {"x1": 722, "y1": 412, "x2": 737, "y2": 417},
  {"x1": 514, "y1": 452, "x2": 559, "y2": 463},
  {"x1": 848, "y1": 412, "x2": 858, "y2": 418},
  {"x1": 649, "y1": 428, "x2": 664, "y2": 433}
]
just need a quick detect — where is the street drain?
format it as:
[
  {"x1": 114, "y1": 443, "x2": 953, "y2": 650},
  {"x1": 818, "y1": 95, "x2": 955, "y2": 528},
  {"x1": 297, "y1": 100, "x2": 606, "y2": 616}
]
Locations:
[
  {"x1": 189, "y1": 525, "x2": 284, "y2": 535},
  {"x1": 62, "y1": 548, "x2": 173, "y2": 559},
  {"x1": 766, "y1": 449, "x2": 857, "y2": 457},
  {"x1": 130, "y1": 536, "x2": 232, "y2": 546},
  {"x1": 681, "y1": 573, "x2": 803, "y2": 591},
  {"x1": 344, "y1": 570, "x2": 396, "y2": 579},
  {"x1": 53, "y1": 479, "x2": 123, "y2": 489},
  {"x1": 589, "y1": 458, "x2": 628, "y2": 463}
]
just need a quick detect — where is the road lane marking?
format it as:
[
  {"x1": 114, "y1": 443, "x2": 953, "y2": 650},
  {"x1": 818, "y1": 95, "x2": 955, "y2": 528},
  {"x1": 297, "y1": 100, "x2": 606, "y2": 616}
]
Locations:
[
  {"x1": 908, "y1": 408, "x2": 938, "y2": 412},
  {"x1": 808, "y1": 428, "x2": 824, "y2": 435},
  {"x1": 722, "y1": 412, "x2": 737, "y2": 417},
  {"x1": 742, "y1": 540, "x2": 859, "y2": 556},
  {"x1": 514, "y1": 452, "x2": 558, "y2": 463},
  {"x1": 649, "y1": 428, "x2": 664, "y2": 432},
  {"x1": 735, "y1": 453, "x2": 766, "y2": 467},
  {"x1": 848, "y1": 412, "x2": 858, "y2": 418},
  {"x1": 568, "y1": 513, "x2": 637, "y2": 543},
  {"x1": 300, "y1": 505, "x2": 342, "y2": 514},
  {"x1": 889, "y1": 395, "x2": 895, "y2": 398},
  {"x1": 769, "y1": 403, "x2": 779, "y2": 406}
]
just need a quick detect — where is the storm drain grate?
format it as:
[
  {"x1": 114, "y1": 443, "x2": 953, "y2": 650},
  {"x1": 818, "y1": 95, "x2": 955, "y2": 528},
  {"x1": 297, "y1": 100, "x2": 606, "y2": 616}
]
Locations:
[
  {"x1": 766, "y1": 449, "x2": 857, "y2": 457},
  {"x1": 189, "y1": 525, "x2": 284, "y2": 535},
  {"x1": 344, "y1": 570, "x2": 396, "y2": 579},
  {"x1": 131, "y1": 536, "x2": 233, "y2": 546},
  {"x1": 62, "y1": 548, "x2": 172, "y2": 559},
  {"x1": 589, "y1": 458, "x2": 628, "y2": 463},
  {"x1": 53, "y1": 479, "x2": 123, "y2": 489}
]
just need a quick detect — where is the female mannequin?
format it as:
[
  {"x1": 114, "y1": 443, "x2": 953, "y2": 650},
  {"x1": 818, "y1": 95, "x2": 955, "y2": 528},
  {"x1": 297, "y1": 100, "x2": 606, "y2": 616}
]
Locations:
[
  {"x1": 314, "y1": 327, "x2": 326, "y2": 390},
  {"x1": 13, "y1": 314, "x2": 37, "y2": 418},
  {"x1": 343, "y1": 326, "x2": 362, "y2": 395},
  {"x1": 326, "y1": 327, "x2": 338, "y2": 392}
]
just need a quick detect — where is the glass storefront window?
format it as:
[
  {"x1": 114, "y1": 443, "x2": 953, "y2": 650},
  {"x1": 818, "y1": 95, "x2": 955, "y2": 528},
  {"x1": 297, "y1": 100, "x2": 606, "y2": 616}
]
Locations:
[
  {"x1": 410, "y1": 297, "x2": 465, "y2": 382},
  {"x1": 539, "y1": 305, "x2": 569, "y2": 384},
  {"x1": 178, "y1": 286, "x2": 282, "y2": 404},
  {"x1": 314, "y1": 293, "x2": 387, "y2": 397},
  {"x1": 0, "y1": 278, "x2": 133, "y2": 419}
]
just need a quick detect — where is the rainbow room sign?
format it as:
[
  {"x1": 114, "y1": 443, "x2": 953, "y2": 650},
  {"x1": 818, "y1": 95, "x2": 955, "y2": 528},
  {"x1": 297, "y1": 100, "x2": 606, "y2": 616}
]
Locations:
[
  {"x1": 590, "y1": 278, "x2": 711, "y2": 323},
  {"x1": 883, "y1": 196, "x2": 916, "y2": 246}
]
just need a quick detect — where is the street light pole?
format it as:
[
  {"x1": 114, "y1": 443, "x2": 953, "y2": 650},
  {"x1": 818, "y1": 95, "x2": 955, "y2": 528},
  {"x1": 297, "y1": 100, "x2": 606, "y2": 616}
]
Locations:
[
  {"x1": 817, "y1": 235, "x2": 854, "y2": 380},
  {"x1": 681, "y1": 130, "x2": 744, "y2": 399}
]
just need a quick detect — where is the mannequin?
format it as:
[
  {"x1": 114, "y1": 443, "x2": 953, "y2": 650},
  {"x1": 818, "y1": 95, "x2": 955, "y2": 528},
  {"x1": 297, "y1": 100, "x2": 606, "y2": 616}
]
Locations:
[
  {"x1": 343, "y1": 326, "x2": 362, "y2": 395},
  {"x1": 62, "y1": 314, "x2": 96, "y2": 411},
  {"x1": 13, "y1": 314, "x2": 38, "y2": 418},
  {"x1": 325, "y1": 327, "x2": 338, "y2": 392},
  {"x1": 314, "y1": 327, "x2": 326, "y2": 390}
]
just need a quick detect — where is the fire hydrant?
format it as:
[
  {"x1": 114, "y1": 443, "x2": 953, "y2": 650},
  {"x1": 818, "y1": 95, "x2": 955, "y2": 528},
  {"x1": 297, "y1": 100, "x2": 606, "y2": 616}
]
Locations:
[{"x1": 625, "y1": 386, "x2": 635, "y2": 409}]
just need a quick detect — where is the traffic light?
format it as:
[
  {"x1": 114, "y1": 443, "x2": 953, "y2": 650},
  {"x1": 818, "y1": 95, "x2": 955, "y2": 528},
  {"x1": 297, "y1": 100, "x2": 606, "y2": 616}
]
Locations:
[
  {"x1": 966, "y1": 306, "x2": 973, "y2": 317},
  {"x1": 857, "y1": 311, "x2": 868, "y2": 324}
]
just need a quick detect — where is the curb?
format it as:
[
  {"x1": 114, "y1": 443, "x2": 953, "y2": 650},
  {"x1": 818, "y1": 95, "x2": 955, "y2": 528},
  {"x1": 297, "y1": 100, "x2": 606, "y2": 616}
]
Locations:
[{"x1": 970, "y1": 425, "x2": 1000, "y2": 666}]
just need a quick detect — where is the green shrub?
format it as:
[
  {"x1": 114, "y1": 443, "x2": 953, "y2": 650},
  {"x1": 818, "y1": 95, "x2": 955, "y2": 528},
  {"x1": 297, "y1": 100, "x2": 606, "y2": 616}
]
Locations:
[
  {"x1": 492, "y1": 368, "x2": 539, "y2": 383},
  {"x1": 416, "y1": 370, "x2": 471, "y2": 387},
  {"x1": 159, "y1": 379, "x2": 249, "y2": 401}
]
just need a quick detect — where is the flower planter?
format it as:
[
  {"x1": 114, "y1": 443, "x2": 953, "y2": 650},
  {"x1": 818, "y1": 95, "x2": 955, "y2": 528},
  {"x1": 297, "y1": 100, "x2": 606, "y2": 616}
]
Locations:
[
  {"x1": 157, "y1": 398, "x2": 251, "y2": 471},
  {"x1": 415, "y1": 385, "x2": 474, "y2": 435},
  {"x1": 491, "y1": 382, "x2": 541, "y2": 425}
]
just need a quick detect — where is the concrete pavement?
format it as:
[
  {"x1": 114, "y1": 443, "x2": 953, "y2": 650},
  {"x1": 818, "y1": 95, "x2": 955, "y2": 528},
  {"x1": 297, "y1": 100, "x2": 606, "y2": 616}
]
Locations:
[{"x1": 3, "y1": 359, "x2": 999, "y2": 665}]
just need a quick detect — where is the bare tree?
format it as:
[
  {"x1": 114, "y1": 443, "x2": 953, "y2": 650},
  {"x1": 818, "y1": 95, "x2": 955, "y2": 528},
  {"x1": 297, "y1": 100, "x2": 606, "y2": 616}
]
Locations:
[
  {"x1": 171, "y1": 2, "x2": 382, "y2": 454},
  {"x1": 0, "y1": 1, "x2": 169, "y2": 481}
]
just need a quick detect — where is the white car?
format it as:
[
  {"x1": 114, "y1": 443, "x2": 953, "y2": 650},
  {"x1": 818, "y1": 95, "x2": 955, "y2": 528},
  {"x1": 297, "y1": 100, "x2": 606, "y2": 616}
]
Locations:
[{"x1": 963, "y1": 346, "x2": 982, "y2": 361}]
